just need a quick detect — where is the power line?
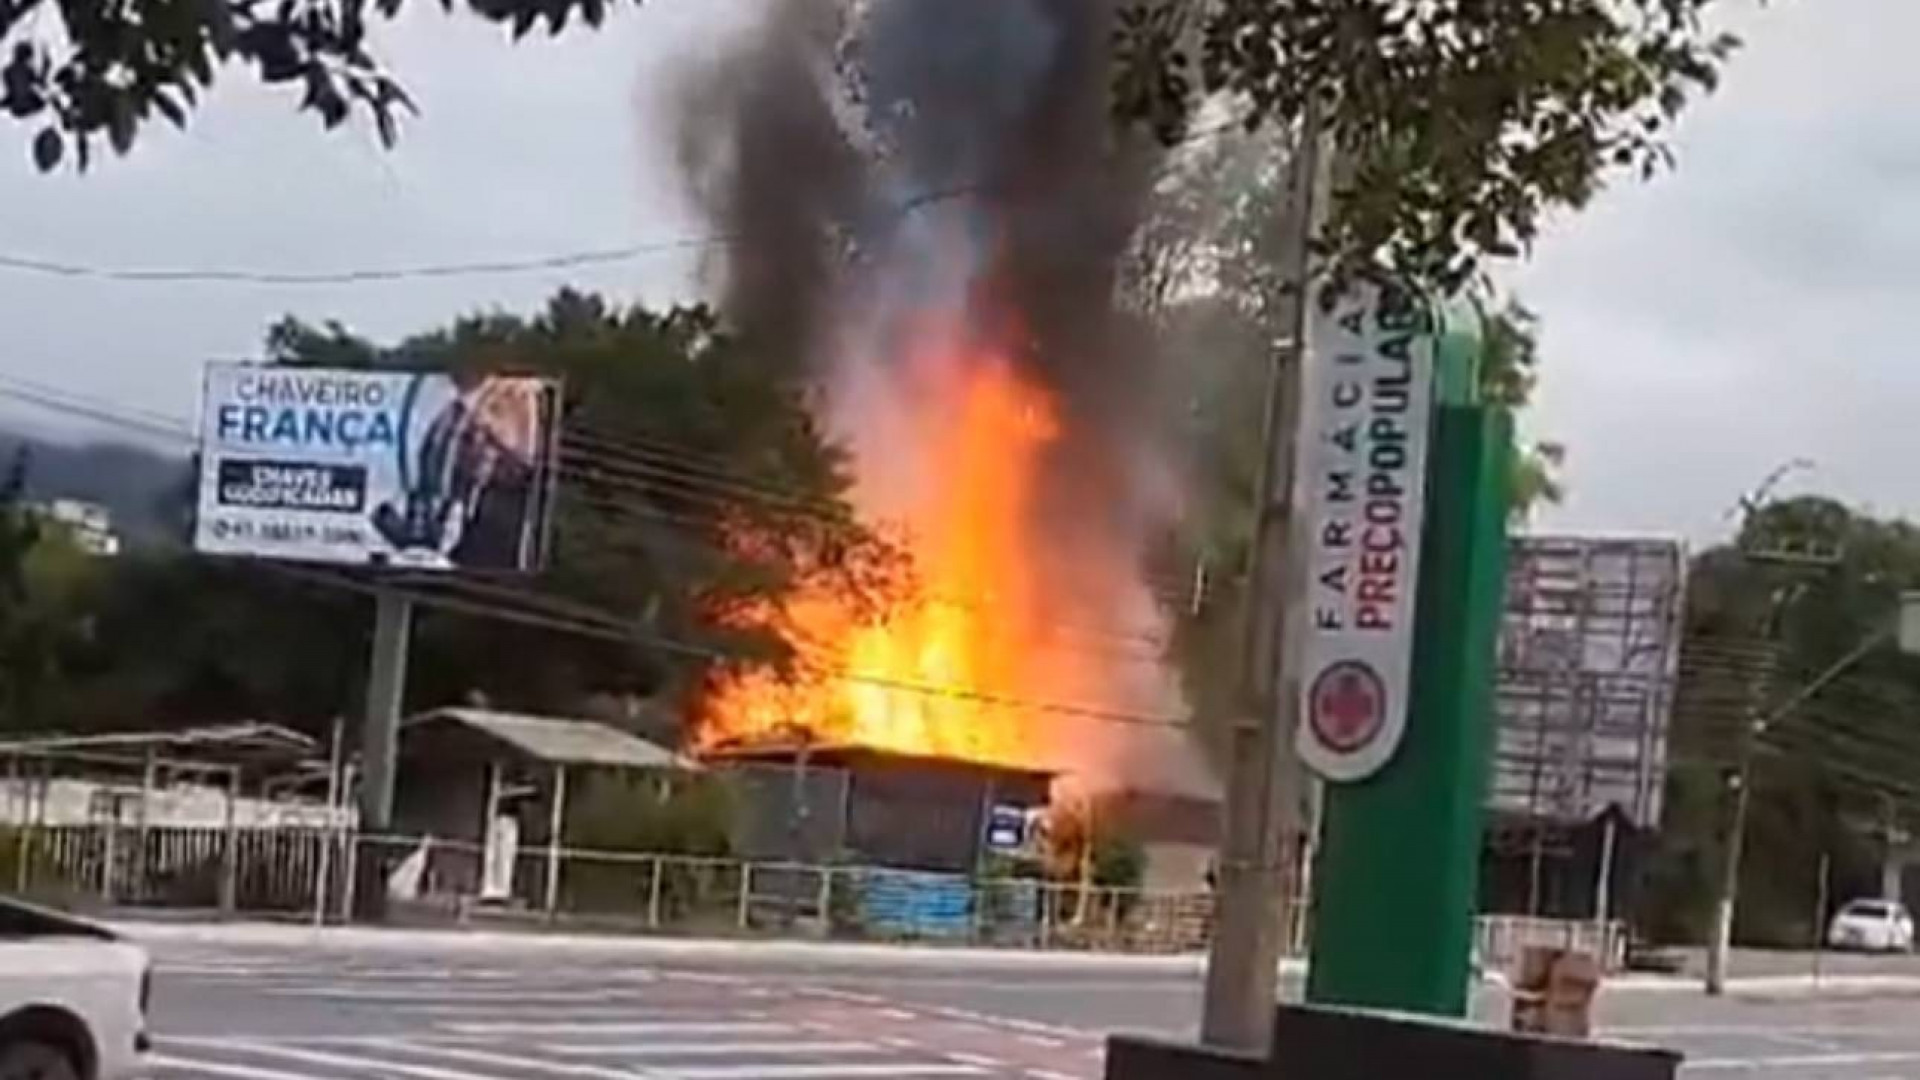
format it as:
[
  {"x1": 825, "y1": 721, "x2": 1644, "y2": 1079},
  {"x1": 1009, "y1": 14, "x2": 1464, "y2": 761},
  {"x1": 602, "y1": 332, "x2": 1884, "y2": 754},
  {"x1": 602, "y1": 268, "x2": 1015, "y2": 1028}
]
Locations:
[
  {"x1": 0, "y1": 377, "x2": 1189, "y2": 648},
  {"x1": 0, "y1": 376, "x2": 196, "y2": 445},
  {"x1": 276, "y1": 561, "x2": 1191, "y2": 730},
  {"x1": 0, "y1": 115, "x2": 1259, "y2": 290}
]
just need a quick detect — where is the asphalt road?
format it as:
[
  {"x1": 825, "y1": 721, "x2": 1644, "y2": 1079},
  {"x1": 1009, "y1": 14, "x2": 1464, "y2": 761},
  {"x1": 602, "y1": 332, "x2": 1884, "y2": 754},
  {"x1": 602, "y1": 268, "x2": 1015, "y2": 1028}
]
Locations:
[{"x1": 139, "y1": 930, "x2": 1920, "y2": 1080}]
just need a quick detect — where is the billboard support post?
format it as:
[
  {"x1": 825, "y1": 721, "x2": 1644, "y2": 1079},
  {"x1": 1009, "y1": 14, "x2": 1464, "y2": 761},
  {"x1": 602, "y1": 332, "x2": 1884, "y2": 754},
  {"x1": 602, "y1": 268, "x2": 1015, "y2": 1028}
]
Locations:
[{"x1": 354, "y1": 583, "x2": 413, "y2": 921}]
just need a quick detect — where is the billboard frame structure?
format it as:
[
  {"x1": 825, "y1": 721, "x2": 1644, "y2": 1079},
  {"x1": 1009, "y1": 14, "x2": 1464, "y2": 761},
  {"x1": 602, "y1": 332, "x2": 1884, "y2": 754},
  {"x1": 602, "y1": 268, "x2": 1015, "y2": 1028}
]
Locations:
[{"x1": 1490, "y1": 536, "x2": 1686, "y2": 842}]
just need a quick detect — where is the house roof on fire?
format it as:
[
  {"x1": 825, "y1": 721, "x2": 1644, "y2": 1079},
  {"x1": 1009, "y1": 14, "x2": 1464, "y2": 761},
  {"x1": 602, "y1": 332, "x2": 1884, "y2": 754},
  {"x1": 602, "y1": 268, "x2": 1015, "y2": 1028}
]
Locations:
[{"x1": 403, "y1": 708, "x2": 694, "y2": 771}]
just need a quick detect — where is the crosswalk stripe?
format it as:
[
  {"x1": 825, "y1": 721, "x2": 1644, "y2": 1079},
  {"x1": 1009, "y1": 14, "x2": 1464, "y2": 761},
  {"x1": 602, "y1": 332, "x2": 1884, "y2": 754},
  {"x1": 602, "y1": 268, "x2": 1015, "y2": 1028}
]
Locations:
[
  {"x1": 367, "y1": 1038, "x2": 657, "y2": 1079},
  {"x1": 542, "y1": 1041, "x2": 876, "y2": 1058},
  {"x1": 407, "y1": 1004, "x2": 750, "y2": 1018},
  {"x1": 266, "y1": 988, "x2": 625, "y2": 1002},
  {"x1": 653, "y1": 1064, "x2": 988, "y2": 1080},
  {"x1": 437, "y1": 1021, "x2": 792, "y2": 1036},
  {"x1": 149, "y1": 1052, "x2": 330, "y2": 1080},
  {"x1": 164, "y1": 1037, "x2": 517, "y2": 1080}
]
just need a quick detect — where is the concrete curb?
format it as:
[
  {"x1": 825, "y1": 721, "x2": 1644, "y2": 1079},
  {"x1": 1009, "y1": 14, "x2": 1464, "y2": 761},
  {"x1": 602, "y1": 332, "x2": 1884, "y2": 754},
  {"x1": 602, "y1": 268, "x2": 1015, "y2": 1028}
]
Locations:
[
  {"x1": 1602, "y1": 972, "x2": 1920, "y2": 999},
  {"x1": 112, "y1": 918, "x2": 1218, "y2": 973}
]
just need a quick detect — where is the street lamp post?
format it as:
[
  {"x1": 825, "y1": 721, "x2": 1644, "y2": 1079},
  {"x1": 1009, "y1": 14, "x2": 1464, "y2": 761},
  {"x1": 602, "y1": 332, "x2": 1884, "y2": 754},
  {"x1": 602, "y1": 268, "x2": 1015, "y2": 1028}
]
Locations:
[{"x1": 1705, "y1": 590, "x2": 1920, "y2": 995}]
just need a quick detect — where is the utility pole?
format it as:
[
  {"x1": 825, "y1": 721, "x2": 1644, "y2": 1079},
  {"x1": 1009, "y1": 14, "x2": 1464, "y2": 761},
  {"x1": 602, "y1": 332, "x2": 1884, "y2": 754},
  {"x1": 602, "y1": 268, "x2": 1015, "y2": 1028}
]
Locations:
[
  {"x1": 1199, "y1": 103, "x2": 1326, "y2": 1052},
  {"x1": 354, "y1": 583, "x2": 413, "y2": 920},
  {"x1": 1705, "y1": 590, "x2": 1913, "y2": 994},
  {"x1": 1704, "y1": 465, "x2": 1820, "y2": 995}
]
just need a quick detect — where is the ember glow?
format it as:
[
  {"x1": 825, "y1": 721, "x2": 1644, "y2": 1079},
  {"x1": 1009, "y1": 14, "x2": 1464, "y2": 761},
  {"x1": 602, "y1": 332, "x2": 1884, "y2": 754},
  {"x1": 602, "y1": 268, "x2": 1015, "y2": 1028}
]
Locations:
[{"x1": 695, "y1": 324, "x2": 1105, "y2": 769}]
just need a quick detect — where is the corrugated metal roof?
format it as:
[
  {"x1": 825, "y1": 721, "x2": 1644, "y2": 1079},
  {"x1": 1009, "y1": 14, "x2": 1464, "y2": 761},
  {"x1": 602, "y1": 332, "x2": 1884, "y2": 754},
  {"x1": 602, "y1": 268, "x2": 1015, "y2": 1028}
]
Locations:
[{"x1": 410, "y1": 708, "x2": 693, "y2": 770}]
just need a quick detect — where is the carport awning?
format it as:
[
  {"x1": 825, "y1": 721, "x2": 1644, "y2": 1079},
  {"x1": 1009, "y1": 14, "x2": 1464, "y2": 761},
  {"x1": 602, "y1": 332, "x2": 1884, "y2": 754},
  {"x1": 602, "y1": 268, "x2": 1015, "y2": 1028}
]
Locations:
[{"x1": 405, "y1": 707, "x2": 695, "y2": 771}]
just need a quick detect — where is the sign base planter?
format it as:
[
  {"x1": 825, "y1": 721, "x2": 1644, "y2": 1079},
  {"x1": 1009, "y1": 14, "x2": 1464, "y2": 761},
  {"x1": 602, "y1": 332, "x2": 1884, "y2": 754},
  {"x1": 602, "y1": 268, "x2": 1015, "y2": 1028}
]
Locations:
[{"x1": 1104, "y1": 1005, "x2": 1679, "y2": 1080}]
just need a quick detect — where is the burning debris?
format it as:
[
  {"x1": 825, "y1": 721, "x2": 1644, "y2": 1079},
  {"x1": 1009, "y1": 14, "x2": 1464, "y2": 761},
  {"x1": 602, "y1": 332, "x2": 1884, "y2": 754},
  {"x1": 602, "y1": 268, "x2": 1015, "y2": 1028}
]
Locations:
[{"x1": 674, "y1": 0, "x2": 1183, "y2": 780}]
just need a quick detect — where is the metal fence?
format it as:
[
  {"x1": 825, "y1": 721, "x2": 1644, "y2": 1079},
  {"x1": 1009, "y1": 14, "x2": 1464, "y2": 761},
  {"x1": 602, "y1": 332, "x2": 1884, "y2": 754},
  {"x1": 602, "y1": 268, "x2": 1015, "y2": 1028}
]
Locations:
[{"x1": 4, "y1": 821, "x2": 1616, "y2": 967}]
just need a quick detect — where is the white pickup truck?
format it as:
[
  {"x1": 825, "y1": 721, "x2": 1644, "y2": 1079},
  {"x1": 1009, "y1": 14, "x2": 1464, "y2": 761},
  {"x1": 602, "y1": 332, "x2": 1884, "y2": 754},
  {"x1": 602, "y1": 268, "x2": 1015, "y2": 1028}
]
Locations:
[{"x1": 0, "y1": 897, "x2": 150, "y2": 1080}]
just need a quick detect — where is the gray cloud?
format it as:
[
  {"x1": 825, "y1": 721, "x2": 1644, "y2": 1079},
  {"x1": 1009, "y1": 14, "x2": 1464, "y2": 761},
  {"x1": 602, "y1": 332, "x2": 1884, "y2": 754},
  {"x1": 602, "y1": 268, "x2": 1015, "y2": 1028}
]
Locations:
[{"x1": 1514, "y1": 0, "x2": 1920, "y2": 541}]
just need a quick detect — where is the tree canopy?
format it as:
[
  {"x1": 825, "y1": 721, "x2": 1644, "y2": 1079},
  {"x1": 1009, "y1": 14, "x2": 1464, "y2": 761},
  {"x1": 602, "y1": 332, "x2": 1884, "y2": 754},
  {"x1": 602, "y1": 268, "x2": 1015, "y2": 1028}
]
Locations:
[{"x1": 1643, "y1": 496, "x2": 1920, "y2": 945}]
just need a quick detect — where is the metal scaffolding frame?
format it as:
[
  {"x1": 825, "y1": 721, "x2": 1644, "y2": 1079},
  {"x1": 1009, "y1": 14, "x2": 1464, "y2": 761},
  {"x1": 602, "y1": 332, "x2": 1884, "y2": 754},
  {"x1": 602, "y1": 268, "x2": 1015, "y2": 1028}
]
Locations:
[{"x1": 1492, "y1": 536, "x2": 1687, "y2": 830}]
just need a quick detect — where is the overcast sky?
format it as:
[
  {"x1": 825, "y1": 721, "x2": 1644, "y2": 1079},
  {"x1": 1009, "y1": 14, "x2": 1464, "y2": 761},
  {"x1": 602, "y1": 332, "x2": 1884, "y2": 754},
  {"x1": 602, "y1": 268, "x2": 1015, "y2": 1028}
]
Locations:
[{"x1": 0, "y1": 0, "x2": 1904, "y2": 546}]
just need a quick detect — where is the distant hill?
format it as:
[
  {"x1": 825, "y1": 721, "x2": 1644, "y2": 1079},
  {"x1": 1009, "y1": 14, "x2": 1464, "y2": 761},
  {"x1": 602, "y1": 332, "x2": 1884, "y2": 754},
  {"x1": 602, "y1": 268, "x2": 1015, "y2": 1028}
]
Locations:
[{"x1": 0, "y1": 429, "x2": 192, "y2": 547}]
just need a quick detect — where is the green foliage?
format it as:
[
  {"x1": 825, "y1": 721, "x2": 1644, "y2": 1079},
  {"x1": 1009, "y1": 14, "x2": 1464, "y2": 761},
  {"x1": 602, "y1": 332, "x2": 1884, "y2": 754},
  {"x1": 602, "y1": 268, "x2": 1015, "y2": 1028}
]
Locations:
[
  {"x1": 1132, "y1": 129, "x2": 1563, "y2": 764},
  {"x1": 566, "y1": 773, "x2": 734, "y2": 857},
  {"x1": 1478, "y1": 301, "x2": 1564, "y2": 523},
  {"x1": 0, "y1": 449, "x2": 109, "y2": 734},
  {"x1": 1645, "y1": 496, "x2": 1920, "y2": 944},
  {"x1": 1, "y1": 0, "x2": 635, "y2": 171},
  {"x1": 1091, "y1": 832, "x2": 1146, "y2": 891},
  {"x1": 1114, "y1": 0, "x2": 1738, "y2": 289}
]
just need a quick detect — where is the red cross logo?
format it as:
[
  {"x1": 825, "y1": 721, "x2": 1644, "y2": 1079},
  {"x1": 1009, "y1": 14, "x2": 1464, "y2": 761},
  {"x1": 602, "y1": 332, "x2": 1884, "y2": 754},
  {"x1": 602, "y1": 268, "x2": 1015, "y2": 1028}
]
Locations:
[{"x1": 1310, "y1": 661, "x2": 1386, "y2": 753}]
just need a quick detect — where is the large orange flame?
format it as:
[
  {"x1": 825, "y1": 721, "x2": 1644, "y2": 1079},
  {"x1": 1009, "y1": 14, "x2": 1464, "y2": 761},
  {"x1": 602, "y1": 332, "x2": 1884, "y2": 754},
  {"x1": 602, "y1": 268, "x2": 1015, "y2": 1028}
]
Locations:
[{"x1": 694, "y1": 329, "x2": 1097, "y2": 768}]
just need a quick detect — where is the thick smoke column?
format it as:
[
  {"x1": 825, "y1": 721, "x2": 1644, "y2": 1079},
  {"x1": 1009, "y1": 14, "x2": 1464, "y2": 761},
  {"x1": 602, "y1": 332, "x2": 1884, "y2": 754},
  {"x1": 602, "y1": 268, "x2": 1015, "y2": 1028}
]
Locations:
[
  {"x1": 678, "y1": 0, "x2": 1161, "y2": 461},
  {"x1": 674, "y1": 0, "x2": 1183, "y2": 774}
]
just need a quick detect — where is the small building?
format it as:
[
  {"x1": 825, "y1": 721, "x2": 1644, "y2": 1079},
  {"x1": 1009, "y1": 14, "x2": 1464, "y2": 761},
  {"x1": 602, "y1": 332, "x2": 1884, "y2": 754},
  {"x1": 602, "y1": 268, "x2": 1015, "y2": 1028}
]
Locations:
[
  {"x1": 716, "y1": 745, "x2": 1054, "y2": 874},
  {"x1": 393, "y1": 707, "x2": 693, "y2": 907},
  {"x1": 35, "y1": 498, "x2": 121, "y2": 556},
  {"x1": 1080, "y1": 725, "x2": 1226, "y2": 893}
]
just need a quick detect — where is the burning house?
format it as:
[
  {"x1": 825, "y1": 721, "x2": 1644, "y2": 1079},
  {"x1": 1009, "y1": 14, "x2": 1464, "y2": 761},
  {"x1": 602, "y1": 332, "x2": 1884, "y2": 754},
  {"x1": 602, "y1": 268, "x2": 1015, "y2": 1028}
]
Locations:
[
  {"x1": 670, "y1": 0, "x2": 1194, "y2": 858},
  {"x1": 721, "y1": 746, "x2": 1053, "y2": 874}
]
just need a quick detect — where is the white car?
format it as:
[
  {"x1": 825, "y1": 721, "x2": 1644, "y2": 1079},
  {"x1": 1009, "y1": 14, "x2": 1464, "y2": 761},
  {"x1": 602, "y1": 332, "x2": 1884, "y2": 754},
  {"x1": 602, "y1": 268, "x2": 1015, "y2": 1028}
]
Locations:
[
  {"x1": 0, "y1": 897, "x2": 150, "y2": 1080},
  {"x1": 1827, "y1": 898, "x2": 1916, "y2": 953}
]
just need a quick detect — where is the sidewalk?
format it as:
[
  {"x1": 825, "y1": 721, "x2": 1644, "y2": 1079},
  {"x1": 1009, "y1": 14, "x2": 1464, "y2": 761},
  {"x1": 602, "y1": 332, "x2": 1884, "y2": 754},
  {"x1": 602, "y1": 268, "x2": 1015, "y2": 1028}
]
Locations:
[{"x1": 116, "y1": 917, "x2": 1920, "y2": 1000}]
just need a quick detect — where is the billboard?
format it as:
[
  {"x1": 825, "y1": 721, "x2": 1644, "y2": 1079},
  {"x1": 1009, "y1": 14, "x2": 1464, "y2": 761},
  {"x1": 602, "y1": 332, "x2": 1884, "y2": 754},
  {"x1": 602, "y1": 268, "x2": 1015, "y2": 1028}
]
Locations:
[
  {"x1": 1292, "y1": 276, "x2": 1438, "y2": 783},
  {"x1": 194, "y1": 364, "x2": 560, "y2": 571},
  {"x1": 1491, "y1": 536, "x2": 1686, "y2": 828}
]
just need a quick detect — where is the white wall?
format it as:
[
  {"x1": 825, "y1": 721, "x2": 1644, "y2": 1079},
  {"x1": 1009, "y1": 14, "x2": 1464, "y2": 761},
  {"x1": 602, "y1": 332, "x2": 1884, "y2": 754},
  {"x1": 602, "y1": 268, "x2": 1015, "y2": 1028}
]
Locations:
[{"x1": 0, "y1": 778, "x2": 344, "y2": 829}]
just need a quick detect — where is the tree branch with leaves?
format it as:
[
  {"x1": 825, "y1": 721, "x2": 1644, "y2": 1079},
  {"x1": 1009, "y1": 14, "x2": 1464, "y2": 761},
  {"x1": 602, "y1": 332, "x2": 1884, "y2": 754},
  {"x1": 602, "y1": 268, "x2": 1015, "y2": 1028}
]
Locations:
[
  {"x1": 1, "y1": 0, "x2": 628, "y2": 170},
  {"x1": 1115, "y1": 0, "x2": 1738, "y2": 290}
]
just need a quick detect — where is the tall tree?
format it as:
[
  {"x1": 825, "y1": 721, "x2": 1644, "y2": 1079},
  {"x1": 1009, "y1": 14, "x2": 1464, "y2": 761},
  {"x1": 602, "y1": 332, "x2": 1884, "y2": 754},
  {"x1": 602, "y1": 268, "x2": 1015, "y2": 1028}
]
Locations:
[{"x1": 1131, "y1": 127, "x2": 1566, "y2": 766}]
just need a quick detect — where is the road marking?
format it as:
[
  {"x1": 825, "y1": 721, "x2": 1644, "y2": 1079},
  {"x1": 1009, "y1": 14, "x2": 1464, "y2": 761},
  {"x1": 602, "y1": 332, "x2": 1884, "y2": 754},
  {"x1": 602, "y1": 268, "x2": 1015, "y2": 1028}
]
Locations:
[
  {"x1": 652, "y1": 1064, "x2": 988, "y2": 1079},
  {"x1": 408, "y1": 1003, "x2": 761, "y2": 1019},
  {"x1": 544, "y1": 1041, "x2": 878, "y2": 1058},
  {"x1": 164, "y1": 1038, "x2": 519, "y2": 1080},
  {"x1": 1026, "y1": 1070, "x2": 1084, "y2": 1080},
  {"x1": 267, "y1": 987, "x2": 624, "y2": 1002},
  {"x1": 947, "y1": 1052, "x2": 1005, "y2": 1068},
  {"x1": 371, "y1": 1037, "x2": 662, "y2": 1079},
  {"x1": 802, "y1": 987, "x2": 888, "y2": 1006},
  {"x1": 879, "y1": 1007, "x2": 917, "y2": 1020},
  {"x1": 1018, "y1": 1034, "x2": 1066, "y2": 1049},
  {"x1": 149, "y1": 1053, "x2": 329, "y2": 1080},
  {"x1": 1686, "y1": 1050, "x2": 1920, "y2": 1071},
  {"x1": 438, "y1": 1020, "x2": 794, "y2": 1036},
  {"x1": 1756, "y1": 1031, "x2": 1848, "y2": 1053},
  {"x1": 915, "y1": 1004, "x2": 1097, "y2": 1040}
]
